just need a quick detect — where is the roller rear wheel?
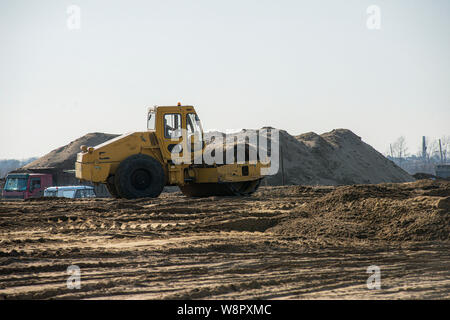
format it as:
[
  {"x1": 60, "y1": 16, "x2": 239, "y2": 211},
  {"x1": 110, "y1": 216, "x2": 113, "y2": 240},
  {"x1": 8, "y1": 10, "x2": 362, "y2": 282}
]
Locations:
[{"x1": 114, "y1": 154, "x2": 165, "y2": 199}]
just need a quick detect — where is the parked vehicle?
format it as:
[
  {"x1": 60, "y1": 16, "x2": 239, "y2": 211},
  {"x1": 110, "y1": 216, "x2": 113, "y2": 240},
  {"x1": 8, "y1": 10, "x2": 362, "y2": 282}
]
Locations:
[
  {"x1": 44, "y1": 186, "x2": 96, "y2": 199},
  {"x1": 2, "y1": 173, "x2": 52, "y2": 200}
]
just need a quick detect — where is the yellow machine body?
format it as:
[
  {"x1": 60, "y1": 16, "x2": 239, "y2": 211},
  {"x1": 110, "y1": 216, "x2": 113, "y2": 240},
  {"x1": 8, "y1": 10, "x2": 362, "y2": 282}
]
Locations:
[{"x1": 75, "y1": 105, "x2": 264, "y2": 198}]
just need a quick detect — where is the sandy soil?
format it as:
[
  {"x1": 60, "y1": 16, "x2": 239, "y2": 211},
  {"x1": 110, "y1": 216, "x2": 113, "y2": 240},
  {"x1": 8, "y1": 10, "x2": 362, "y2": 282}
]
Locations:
[{"x1": 0, "y1": 180, "x2": 448, "y2": 299}]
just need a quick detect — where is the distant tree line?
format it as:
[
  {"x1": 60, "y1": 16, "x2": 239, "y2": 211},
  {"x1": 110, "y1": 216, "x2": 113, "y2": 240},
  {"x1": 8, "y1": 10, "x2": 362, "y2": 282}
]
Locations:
[
  {"x1": 386, "y1": 136, "x2": 450, "y2": 175},
  {"x1": 0, "y1": 158, "x2": 38, "y2": 178}
]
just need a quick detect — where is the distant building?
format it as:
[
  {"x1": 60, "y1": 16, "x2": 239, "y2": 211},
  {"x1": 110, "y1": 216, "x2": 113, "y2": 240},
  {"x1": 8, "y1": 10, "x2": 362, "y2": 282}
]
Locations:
[{"x1": 435, "y1": 164, "x2": 450, "y2": 179}]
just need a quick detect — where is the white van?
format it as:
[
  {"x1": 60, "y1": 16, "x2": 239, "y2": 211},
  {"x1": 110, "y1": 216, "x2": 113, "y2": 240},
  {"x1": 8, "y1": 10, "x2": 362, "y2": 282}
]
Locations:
[{"x1": 44, "y1": 186, "x2": 96, "y2": 199}]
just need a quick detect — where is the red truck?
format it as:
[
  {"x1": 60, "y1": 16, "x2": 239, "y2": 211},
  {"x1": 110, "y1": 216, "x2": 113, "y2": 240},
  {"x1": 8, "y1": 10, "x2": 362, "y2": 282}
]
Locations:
[{"x1": 1, "y1": 173, "x2": 53, "y2": 200}]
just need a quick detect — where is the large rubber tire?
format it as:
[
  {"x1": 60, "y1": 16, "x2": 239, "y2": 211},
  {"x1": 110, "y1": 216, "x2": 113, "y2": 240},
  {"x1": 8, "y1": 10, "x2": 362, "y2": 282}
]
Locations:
[
  {"x1": 105, "y1": 176, "x2": 120, "y2": 198},
  {"x1": 114, "y1": 154, "x2": 165, "y2": 199},
  {"x1": 180, "y1": 178, "x2": 262, "y2": 197}
]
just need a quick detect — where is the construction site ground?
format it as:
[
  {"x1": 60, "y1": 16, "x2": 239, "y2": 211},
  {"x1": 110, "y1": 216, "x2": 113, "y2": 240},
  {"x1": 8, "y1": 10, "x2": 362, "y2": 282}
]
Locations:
[{"x1": 0, "y1": 180, "x2": 449, "y2": 299}]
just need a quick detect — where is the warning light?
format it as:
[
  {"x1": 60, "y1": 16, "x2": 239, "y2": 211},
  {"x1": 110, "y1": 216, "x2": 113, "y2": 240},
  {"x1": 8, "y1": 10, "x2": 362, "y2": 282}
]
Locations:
[{"x1": 177, "y1": 102, "x2": 181, "y2": 106}]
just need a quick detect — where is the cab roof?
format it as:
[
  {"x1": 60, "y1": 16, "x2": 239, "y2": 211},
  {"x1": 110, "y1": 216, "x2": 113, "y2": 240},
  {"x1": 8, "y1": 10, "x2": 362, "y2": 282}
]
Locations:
[
  {"x1": 6, "y1": 173, "x2": 46, "y2": 177},
  {"x1": 148, "y1": 105, "x2": 195, "y2": 113}
]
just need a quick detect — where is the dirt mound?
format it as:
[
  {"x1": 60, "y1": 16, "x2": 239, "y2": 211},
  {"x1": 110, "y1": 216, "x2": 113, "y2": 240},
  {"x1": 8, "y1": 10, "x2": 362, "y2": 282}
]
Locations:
[
  {"x1": 292, "y1": 128, "x2": 413, "y2": 185},
  {"x1": 206, "y1": 128, "x2": 413, "y2": 186},
  {"x1": 413, "y1": 172, "x2": 439, "y2": 180},
  {"x1": 23, "y1": 133, "x2": 119, "y2": 170},
  {"x1": 269, "y1": 180, "x2": 450, "y2": 241}
]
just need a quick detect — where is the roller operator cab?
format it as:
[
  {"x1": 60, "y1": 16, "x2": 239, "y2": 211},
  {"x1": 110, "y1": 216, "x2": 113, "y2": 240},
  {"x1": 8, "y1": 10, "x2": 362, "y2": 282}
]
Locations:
[{"x1": 75, "y1": 104, "x2": 265, "y2": 199}]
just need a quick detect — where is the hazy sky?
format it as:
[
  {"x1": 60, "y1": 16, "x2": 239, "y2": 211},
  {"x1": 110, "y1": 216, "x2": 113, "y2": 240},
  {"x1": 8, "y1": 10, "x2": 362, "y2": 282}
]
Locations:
[{"x1": 1, "y1": 0, "x2": 449, "y2": 159}]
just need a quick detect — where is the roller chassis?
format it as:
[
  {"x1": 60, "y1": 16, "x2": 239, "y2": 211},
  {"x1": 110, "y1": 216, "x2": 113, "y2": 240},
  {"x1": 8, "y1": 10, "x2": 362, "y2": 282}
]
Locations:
[{"x1": 75, "y1": 105, "x2": 266, "y2": 199}]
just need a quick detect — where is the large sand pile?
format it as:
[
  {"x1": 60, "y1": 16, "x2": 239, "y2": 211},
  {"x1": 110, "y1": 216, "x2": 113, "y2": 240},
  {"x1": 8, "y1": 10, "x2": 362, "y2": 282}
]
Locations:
[
  {"x1": 23, "y1": 133, "x2": 119, "y2": 170},
  {"x1": 205, "y1": 128, "x2": 413, "y2": 185}
]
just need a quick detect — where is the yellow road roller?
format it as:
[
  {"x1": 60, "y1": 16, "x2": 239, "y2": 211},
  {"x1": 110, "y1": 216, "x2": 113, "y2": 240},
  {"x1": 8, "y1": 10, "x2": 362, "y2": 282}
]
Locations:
[{"x1": 75, "y1": 104, "x2": 271, "y2": 198}]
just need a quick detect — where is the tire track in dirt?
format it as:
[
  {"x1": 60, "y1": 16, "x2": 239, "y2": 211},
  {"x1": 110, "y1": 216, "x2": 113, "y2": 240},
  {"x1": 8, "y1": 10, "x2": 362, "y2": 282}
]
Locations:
[{"x1": 0, "y1": 180, "x2": 449, "y2": 299}]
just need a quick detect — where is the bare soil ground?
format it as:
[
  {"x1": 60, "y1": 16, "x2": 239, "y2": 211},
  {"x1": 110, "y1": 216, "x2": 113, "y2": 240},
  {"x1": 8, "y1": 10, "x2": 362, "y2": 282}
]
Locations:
[{"x1": 0, "y1": 180, "x2": 448, "y2": 299}]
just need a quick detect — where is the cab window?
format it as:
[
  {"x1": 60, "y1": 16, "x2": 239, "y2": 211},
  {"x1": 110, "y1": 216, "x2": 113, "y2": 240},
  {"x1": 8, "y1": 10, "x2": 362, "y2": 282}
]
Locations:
[
  {"x1": 30, "y1": 178, "x2": 41, "y2": 191},
  {"x1": 164, "y1": 113, "x2": 182, "y2": 139},
  {"x1": 4, "y1": 176, "x2": 28, "y2": 191},
  {"x1": 187, "y1": 113, "x2": 201, "y2": 135},
  {"x1": 44, "y1": 190, "x2": 57, "y2": 197},
  {"x1": 62, "y1": 190, "x2": 76, "y2": 198},
  {"x1": 147, "y1": 111, "x2": 155, "y2": 130},
  {"x1": 187, "y1": 113, "x2": 203, "y2": 143}
]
